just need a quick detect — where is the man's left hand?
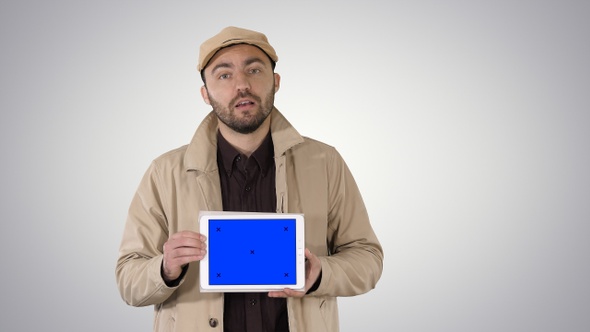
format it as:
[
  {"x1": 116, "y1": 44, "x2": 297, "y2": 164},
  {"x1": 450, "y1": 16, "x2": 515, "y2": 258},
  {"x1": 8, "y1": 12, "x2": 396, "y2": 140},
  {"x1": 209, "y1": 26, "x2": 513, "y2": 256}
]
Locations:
[{"x1": 268, "y1": 248, "x2": 321, "y2": 298}]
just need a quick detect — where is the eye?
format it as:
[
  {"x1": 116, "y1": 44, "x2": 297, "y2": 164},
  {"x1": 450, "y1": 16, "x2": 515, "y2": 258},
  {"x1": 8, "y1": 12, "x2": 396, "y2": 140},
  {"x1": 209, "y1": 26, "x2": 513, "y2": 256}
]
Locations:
[
  {"x1": 219, "y1": 73, "x2": 230, "y2": 80},
  {"x1": 249, "y1": 68, "x2": 261, "y2": 74}
]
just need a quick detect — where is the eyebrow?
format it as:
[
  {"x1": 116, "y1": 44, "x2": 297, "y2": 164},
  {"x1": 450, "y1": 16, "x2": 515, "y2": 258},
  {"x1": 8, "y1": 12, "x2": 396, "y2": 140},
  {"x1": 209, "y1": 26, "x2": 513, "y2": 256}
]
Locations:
[
  {"x1": 210, "y1": 56, "x2": 268, "y2": 75},
  {"x1": 244, "y1": 56, "x2": 266, "y2": 67},
  {"x1": 210, "y1": 62, "x2": 233, "y2": 75}
]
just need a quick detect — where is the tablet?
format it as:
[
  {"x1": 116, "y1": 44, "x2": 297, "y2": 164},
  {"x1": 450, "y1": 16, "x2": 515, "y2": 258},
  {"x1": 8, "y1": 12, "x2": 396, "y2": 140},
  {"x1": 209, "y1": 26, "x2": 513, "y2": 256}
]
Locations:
[{"x1": 199, "y1": 212, "x2": 305, "y2": 292}]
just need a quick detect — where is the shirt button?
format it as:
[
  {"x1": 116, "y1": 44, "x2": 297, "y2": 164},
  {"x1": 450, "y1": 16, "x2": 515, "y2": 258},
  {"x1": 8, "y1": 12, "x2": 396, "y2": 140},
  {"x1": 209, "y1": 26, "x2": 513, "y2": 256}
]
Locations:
[
  {"x1": 250, "y1": 298, "x2": 257, "y2": 306},
  {"x1": 209, "y1": 318, "x2": 218, "y2": 327},
  {"x1": 245, "y1": 186, "x2": 251, "y2": 192}
]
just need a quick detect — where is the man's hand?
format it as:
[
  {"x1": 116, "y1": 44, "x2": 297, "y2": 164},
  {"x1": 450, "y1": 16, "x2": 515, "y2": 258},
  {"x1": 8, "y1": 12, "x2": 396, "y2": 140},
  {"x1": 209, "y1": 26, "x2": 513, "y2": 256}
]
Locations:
[
  {"x1": 268, "y1": 248, "x2": 321, "y2": 298},
  {"x1": 162, "y1": 230, "x2": 207, "y2": 282}
]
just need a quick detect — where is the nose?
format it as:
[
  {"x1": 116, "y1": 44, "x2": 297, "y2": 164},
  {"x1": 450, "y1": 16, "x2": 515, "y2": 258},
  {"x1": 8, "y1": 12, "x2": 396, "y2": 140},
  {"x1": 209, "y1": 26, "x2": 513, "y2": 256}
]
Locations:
[{"x1": 235, "y1": 72, "x2": 250, "y2": 92}]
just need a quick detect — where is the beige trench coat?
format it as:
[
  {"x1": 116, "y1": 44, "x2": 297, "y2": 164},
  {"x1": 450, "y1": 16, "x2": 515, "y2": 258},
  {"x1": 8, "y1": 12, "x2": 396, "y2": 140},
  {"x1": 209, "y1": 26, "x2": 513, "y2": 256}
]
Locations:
[{"x1": 116, "y1": 108, "x2": 383, "y2": 331}]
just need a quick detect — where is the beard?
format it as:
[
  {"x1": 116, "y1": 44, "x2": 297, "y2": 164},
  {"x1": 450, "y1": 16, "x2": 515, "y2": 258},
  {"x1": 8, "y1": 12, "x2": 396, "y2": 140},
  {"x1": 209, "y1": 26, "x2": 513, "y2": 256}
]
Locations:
[{"x1": 208, "y1": 86, "x2": 275, "y2": 134}]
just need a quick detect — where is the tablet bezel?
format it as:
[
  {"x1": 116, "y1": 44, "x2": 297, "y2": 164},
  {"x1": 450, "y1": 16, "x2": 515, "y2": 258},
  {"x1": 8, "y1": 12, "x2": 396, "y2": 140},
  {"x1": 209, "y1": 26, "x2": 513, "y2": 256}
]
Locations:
[{"x1": 199, "y1": 212, "x2": 305, "y2": 292}]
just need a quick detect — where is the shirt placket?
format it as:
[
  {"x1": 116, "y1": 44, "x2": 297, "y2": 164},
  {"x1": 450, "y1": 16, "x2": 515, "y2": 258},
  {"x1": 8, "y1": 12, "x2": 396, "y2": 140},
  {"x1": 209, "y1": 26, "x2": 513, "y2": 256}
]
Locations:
[
  {"x1": 237, "y1": 157, "x2": 264, "y2": 331},
  {"x1": 245, "y1": 293, "x2": 263, "y2": 331}
]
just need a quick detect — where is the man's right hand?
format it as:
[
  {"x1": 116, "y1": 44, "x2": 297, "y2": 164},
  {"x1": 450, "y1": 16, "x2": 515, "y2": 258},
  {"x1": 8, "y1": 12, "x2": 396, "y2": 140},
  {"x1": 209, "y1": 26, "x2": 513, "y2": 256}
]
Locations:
[{"x1": 162, "y1": 230, "x2": 207, "y2": 282}]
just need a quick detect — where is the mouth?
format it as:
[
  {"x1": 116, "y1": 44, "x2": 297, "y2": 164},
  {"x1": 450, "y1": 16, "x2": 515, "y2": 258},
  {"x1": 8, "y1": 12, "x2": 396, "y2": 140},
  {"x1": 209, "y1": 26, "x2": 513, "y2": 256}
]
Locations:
[{"x1": 235, "y1": 99, "x2": 255, "y2": 108}]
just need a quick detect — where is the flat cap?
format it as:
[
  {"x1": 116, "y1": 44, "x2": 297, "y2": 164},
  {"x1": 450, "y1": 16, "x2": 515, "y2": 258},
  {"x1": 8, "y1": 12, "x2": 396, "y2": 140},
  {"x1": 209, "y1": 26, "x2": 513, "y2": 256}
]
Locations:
[{"x1": 197, "y1": 26, "x2": 278, "y2": 72}]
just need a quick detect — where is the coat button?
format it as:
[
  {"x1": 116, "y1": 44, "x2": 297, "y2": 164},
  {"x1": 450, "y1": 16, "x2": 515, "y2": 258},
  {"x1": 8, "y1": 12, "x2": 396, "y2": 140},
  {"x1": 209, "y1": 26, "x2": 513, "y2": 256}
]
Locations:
[{"x1": 209, "y1": 318, "x2": 218, "y2": 328}]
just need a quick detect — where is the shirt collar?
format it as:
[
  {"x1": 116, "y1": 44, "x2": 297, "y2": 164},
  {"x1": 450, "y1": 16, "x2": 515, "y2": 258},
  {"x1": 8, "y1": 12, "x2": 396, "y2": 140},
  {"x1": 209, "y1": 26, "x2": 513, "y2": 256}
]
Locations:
[{"x1": 217, "y1": 130, "x2": 275, "y2": 176}]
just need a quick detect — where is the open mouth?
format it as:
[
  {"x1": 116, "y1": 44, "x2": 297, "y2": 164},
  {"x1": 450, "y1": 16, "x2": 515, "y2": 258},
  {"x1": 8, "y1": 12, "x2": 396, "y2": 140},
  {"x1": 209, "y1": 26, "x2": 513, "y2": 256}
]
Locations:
[
  {"x1": 235, "y1": 100, "x2": 255, "y2": 107},
  {"x1": 235, "y1": 100, "x2": 256, "y2": 110}
]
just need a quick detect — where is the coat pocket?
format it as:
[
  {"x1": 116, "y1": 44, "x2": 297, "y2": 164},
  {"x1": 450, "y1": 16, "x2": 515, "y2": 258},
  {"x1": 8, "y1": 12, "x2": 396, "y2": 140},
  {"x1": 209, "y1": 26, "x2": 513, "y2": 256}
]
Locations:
[
  {"x1": 317, "y1": 296, "x2": 339, "y2": 332},
  {"x1": 154, "y1": 302, "x2": 176, "y2": 331}
]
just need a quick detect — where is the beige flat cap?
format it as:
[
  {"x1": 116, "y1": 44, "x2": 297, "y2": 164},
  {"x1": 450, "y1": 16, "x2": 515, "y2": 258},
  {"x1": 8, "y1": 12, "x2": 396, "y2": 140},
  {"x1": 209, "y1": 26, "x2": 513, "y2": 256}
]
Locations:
[{"x1": 197, "y1": 26, "x2": 278, "y2": 72}]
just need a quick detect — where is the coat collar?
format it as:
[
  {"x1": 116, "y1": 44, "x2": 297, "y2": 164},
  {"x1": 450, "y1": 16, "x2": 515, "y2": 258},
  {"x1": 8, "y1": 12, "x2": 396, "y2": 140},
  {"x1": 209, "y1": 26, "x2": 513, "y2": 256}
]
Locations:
[{"x1": 183, "y1": 107, "x2": 304, "y2": 172}]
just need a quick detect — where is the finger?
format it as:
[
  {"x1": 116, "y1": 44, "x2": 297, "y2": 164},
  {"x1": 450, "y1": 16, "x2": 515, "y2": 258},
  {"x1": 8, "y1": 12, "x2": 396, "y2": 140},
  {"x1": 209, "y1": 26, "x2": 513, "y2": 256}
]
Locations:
[
  {"x1": 163, "y1": 248, "x2": 206, "y2": 277},
  {"x1": 164, "y1": 235, "x2": 207, "y2": 252},
  {"x1": 167, "y1": 253, "x2": 204, "y2": 268},
  {"x1": 267, "y1": 291, "x2": 287, "y2": 298},
  {"x1": 169, "y1": 246, "x2": 206, "y2": 259},
  {"x1": 268, "y1": 288, "x2": 305, "y2": 298},
  {"x1": 170, "y1": 230, "x2": 206, "y2": 241},
  {"x1": 304, "y1": 248, "x2": 319, "y2": 262},
  {"x1": 172, "y1": 237, "x2": 207, "y2": 250}
]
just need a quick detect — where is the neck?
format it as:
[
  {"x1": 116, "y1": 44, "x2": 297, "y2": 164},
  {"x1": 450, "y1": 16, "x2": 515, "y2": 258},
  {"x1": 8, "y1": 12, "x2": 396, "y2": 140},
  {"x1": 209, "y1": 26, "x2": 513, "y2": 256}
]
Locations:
[{"x1": 218, "y1": 117, "x2": 271, "y2": 157}]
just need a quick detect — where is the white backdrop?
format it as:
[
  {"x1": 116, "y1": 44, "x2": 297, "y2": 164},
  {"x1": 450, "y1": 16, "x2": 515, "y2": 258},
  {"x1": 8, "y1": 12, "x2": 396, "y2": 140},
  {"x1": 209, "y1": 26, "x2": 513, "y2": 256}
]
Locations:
[{"x1": 1, "y1": 1, "x2": 589, "y2": 331}]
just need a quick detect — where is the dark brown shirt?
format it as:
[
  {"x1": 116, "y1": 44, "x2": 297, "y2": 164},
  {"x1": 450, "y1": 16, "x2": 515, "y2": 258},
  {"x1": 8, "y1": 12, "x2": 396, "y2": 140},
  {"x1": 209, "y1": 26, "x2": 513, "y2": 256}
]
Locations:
[{"x1": 217, "y1": 130, "x2": 289, "y2": 332}]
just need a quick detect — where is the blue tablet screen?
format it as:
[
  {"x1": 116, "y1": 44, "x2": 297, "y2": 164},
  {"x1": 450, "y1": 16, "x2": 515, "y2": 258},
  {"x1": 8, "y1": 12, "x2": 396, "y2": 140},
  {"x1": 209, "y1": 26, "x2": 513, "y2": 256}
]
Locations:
[{"x1": 207, "y1": 218, "x2": 297, "y2": 286}]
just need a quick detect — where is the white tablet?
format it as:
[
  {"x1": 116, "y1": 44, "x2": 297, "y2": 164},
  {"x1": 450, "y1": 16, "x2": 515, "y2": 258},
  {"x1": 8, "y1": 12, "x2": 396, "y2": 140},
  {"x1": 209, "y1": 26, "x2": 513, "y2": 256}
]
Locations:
[{"x1": 199, "y1": 212, "x2": 305, "y2": 292}]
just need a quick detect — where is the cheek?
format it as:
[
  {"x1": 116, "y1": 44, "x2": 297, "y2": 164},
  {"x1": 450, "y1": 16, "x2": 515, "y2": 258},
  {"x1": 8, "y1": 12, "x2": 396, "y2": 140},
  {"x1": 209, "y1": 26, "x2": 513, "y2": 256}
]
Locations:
[
  {"x1": 209, "y1": 91, "x2": 227, "y2": 106},
  {"x1": 204, "y1": 87, "x2": 223, "y2": 104}
]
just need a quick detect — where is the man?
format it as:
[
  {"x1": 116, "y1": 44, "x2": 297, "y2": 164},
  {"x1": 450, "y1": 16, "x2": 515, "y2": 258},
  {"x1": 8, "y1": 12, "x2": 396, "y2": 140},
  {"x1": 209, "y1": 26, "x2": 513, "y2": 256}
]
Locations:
[{"x1": 116, "y1": 26, "x2": 383, "y2": 332}]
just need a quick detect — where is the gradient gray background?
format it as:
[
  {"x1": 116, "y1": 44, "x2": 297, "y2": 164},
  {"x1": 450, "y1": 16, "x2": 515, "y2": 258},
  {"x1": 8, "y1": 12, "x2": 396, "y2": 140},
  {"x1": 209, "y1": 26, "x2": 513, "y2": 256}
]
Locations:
[{"x1": 1, "y1": 1, "x2": 589, "y2": 331}]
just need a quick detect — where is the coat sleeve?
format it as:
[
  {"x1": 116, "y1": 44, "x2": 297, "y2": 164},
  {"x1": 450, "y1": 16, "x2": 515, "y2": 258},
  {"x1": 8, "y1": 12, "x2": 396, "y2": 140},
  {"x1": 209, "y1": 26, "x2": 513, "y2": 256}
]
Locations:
[
  {"x1": 313, "y1": 148, "x2": 384, "y2": 297},
  {"x1": 115, "y1": 161, "x2": 180, "y2": 306}
]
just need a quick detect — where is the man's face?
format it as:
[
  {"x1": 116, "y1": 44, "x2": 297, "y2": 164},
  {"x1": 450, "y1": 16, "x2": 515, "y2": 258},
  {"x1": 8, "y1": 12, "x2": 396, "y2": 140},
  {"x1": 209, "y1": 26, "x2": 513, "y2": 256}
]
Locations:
[{"x1": 201, "y1": 44, "x2": 280, "y2": 134}]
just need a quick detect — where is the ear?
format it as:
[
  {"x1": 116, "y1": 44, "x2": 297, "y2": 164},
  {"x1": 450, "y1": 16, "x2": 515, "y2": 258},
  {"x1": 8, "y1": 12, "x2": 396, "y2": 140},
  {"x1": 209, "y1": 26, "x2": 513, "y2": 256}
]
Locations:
[
  {"x1": 200, "y1": 85, "x2": 211, "y2": 105},
  {"x1": 273, "y1": 73, "x2": 281, "y2": 93}
]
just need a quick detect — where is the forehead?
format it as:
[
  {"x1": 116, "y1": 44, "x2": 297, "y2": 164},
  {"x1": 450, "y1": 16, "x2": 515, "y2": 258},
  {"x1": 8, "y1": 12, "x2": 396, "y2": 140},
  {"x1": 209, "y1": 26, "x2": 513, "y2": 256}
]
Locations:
[{"x1": 206, "y1": 44, "x2": 272, "y2": 71}]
